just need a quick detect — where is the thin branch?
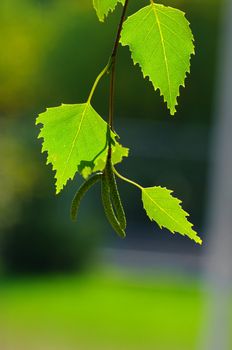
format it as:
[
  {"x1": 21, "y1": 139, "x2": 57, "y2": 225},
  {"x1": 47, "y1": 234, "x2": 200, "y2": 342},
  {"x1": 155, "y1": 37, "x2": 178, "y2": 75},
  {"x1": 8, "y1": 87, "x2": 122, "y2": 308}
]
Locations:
[{"x1": 108, "y1": 0, "x2": 130, "y2": 133}]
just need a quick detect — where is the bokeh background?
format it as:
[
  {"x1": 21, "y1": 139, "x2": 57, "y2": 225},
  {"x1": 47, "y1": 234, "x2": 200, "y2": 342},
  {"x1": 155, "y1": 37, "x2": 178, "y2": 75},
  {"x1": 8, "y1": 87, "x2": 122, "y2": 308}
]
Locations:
[{"x1": 0, "y1": 0, "x2": 231, "y2": 349}]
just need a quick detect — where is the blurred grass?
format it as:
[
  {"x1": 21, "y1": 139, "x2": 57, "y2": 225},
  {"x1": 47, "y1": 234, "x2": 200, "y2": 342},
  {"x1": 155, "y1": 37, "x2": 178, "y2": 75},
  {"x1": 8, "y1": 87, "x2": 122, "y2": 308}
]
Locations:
[{"x1": 1, "y1": 270, "x2": 203, "y2": 350}]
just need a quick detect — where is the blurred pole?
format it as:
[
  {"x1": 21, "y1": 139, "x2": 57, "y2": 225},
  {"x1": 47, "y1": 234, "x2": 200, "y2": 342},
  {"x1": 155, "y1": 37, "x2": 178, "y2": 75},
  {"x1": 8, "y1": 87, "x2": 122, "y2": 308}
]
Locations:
[{"x1": 200, "y1": 0, "x2": 232, "y2": 349}]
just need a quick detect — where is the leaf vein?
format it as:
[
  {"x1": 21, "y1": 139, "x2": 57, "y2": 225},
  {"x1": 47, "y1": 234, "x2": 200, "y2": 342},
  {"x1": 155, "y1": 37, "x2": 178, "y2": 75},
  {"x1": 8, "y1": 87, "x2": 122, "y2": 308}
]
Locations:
[
  {"x1": 144, "y1": 190, "x2": 189, "y2": 233},
  {"x1": 60, "y1": 103, "x2": 89, "y2": 184},
  {"x1": 151, "y1": 4, "x2": 172, "y2": 107},
  {"x1": 155, "y1": 6, "x2": 190, "y2": 36}
]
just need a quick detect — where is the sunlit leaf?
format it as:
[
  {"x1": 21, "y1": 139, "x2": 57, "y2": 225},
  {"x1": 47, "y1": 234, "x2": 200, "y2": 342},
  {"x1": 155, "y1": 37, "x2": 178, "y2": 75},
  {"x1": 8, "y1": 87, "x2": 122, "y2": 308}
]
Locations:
[
  {"x1": 142, "y1": 186, "x2": 202, "y2": 244},
  {"x1": 120, "y1": 3, "x2": 195, "y2": 115},
  {"x1": 36, "y1": 103, "x2": 128, "y2": 193}
]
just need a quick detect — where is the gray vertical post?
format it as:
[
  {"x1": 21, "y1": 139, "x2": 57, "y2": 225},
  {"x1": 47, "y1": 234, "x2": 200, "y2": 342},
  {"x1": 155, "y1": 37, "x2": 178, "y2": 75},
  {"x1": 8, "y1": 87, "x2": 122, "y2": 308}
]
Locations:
[{"x1": 200, "y1": 0, "x2": 232, "y2": 349}]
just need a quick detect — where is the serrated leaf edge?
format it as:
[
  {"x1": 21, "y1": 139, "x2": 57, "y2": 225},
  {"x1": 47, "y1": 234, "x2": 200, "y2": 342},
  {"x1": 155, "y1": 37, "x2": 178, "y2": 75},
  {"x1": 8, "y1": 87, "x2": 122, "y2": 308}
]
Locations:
[
  {"x1": 120, "y1": 3, "x2": 195, "y2": 115},
  {"x1": 93, "y1": 0, "x2": 125, "y2": 22},
  {"x1": 142, "y1": 186, "x2": 202, "y2": 245},
  {"x1": 36, "y1": 103, "x2": 92, "y2": 194},
  {"x1": 36, "y1": 104, "x2": 128, "y2": 193}
]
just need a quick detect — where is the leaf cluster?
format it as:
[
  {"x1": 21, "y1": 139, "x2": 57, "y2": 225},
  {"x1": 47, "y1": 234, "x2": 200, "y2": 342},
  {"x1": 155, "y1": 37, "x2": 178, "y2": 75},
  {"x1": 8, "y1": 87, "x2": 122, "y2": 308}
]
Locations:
[{"x1": 36, "y1": 0, "x2": 202, "y2": 245}]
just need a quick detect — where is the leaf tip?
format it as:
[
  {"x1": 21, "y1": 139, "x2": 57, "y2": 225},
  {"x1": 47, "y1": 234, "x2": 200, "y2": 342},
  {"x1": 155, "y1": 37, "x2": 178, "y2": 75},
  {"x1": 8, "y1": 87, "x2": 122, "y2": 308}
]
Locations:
[{"x1": 195, "y1": 235, "x2": 203, "y2": 245}]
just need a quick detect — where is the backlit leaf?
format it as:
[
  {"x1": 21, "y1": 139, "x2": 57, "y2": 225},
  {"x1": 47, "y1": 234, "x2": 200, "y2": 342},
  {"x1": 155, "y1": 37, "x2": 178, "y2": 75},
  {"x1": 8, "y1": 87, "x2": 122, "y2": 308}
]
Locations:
[
  {"x1": 36, "y1": 103, "x2": 128, "y2": 193},
  {"x1": 142, "y1": 186, "x2": 202, "y2": 244},
  {"x1": 120, "y1": 3, "x2": 195, "y2": 115}
]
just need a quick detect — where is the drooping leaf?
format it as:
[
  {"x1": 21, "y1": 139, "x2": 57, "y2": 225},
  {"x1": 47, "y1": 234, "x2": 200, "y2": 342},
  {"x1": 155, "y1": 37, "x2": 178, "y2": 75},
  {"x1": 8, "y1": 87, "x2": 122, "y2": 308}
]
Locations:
[
  {"x1": 142, "y1": 186, "x2": 202, "y2": 244},
  {"x1": 93, "y1": 0, "x2": 125, "y2": 22},
  {"x1": 36, "y1": 103, "x2": 128, "y2": 193},
  {"x1": 120, "y1": 3, "x2": 195, "y2": 115}
]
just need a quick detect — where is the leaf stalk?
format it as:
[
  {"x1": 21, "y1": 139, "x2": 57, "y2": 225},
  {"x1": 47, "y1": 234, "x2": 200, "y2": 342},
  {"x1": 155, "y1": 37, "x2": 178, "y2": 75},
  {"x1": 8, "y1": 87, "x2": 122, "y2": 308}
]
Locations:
[
  {"x1": 113, "y1": 167, "x2": 143, "y2": 191},
  {"x1": 87, "y1": 59, "x2": 112, "y2": 103}
]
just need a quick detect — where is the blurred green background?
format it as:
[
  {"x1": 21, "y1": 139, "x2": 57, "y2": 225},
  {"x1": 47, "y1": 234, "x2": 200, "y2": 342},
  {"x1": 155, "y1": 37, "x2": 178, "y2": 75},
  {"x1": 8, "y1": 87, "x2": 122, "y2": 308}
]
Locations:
[{"x1": 0, "y1": 0, "x2": 228, "y2": 349}]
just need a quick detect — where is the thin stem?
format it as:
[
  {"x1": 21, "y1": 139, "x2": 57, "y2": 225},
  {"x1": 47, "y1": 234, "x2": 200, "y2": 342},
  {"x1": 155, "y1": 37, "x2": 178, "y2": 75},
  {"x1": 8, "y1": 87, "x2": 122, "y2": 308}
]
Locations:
[
  {"x1": 108, "y1": 58, "x2": 116, "y2": 131},
  {"x1": 109, "y1": 0, "x2": 130, "y2": 131},
  {"x1": 111, "y1": 0, "x2": 130, "y2": 60},
  {"x1": 87, "y1": 59, "x2": 111, "y2": 104},
  {"x1": 113, "y1": 167, "x2": 143, "y2": 191}
]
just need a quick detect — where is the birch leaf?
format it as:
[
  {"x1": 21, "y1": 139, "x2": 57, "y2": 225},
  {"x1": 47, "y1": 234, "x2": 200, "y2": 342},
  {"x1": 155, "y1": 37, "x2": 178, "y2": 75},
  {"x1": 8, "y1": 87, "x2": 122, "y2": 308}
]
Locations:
[
  {"x1": 142, "y1": 186, "x2": 202, "y2": 244},
  {"x1": 36, "y1": 103, "x2": 128, "y2": 193},
  {"x1": 120, "y1": 3, "x2": 195, "y2": 115}
]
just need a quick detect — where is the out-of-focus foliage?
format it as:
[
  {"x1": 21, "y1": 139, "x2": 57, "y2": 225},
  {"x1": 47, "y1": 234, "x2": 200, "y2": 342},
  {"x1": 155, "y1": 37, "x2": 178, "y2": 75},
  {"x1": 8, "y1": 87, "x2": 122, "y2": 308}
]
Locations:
[
  {"x1": 93, "y1": 0, "x2": 125, "y2": 22},
  {"x1": 0, "y1": 124, "x2": 39, "y2": 231},
  {"x1": 0, "y1": 0, "x2": 91, "y2": 113}
]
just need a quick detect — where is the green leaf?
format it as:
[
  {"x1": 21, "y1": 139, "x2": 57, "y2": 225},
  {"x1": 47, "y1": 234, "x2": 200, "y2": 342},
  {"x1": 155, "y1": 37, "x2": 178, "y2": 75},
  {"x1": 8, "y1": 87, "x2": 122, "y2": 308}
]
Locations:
[
  {"x1": 36, "y1": 103, "x2": 128, "y2": 194},
  {"x1": 93, "y1": 0, "x2": 125, "y2": 22},
  {"x1": 120, "y1": 3, "x2": 195, "y2": 115},
  {"x1": 93, "y1": 142, "x2": 129, "y2": 173},
  {"x1": 81, "y1": 141, "x2": 129, "y2": 179},
  {"x1": 142, "y1": 186, "x2": 202, "y2": 244}
]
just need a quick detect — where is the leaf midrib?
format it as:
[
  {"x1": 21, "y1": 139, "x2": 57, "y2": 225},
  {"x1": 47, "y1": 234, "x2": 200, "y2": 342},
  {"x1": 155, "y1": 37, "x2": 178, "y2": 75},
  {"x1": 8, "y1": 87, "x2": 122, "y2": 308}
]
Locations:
[
  {"x1": 151, "y1": 4, "x2": 172, "y2": 109},
  {"x1": 59, "y1": 103, "x2": 89, "y2": 187}
]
